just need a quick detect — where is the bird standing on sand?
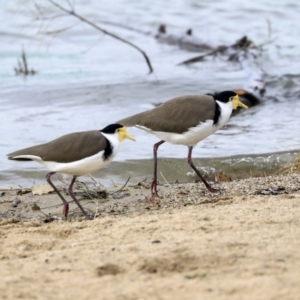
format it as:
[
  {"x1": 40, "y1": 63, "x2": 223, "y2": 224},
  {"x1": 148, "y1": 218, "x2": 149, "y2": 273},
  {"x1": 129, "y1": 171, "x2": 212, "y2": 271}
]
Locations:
[
  {"x1": 117, "y1": 91, "x2": 248, "y2": 197},
  {"x1": 7, "y1": 124, "x2": 135, "y2": 219}
]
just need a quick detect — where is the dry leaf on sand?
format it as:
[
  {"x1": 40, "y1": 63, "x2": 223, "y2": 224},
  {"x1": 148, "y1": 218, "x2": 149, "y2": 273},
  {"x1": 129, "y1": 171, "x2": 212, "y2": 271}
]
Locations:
[{"x1": 31, "y1": 183, "x2": 54, "y2": 195}]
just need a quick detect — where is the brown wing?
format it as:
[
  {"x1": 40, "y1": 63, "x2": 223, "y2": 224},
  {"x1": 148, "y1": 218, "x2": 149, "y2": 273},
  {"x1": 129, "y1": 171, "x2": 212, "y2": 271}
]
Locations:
[
  {"x1": 7, "y1": 130, "x2": 108, "y2": 163},
  {"x1": 117, "y1": 95, "x2": 216, "y2": 134}
]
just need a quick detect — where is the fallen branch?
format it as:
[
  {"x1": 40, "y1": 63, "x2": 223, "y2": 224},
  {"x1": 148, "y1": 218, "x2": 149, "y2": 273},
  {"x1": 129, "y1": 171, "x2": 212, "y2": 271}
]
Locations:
[
  {"x1": 177, "y1": 36, "x2": 269, "y2": 65},
  {"x1": 111, "y1": 177, "x2": 131, "y2": 195},
  {"x1": 178, "y1": 46, "x2": 227, "y2": 65}
]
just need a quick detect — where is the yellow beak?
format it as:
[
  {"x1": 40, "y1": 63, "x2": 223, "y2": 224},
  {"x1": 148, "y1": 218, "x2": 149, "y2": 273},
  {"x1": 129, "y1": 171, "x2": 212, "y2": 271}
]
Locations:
[
  {"x1": 119, "y1": 127, "x2": 136, "y2": 142},
  {"x1": 232, "y1": 95, "x2": 248, "y2": 110}
]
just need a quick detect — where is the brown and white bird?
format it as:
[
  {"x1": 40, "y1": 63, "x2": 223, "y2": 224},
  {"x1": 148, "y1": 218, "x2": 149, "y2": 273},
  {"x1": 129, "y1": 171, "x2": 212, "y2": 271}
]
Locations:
[
  {"x1": 7, "y1": 124, "x2": 135, "y2": 219},
  {"x1": 117, "y1": 91, "x2": 248, "y2": 197}
]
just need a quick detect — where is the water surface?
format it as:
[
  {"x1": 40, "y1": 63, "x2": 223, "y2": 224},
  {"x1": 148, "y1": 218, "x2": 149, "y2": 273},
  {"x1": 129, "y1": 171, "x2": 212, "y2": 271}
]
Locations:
[{"x1": 1, "y1": 0, "x2": 300, "y2": 187}]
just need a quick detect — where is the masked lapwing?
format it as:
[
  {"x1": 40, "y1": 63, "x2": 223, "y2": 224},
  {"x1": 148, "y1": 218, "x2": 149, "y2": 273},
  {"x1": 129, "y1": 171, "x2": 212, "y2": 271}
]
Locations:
[
  {"x1": 7, "y1": 124, "x2": 135, "y2": 219},
  {"x1": 117, "y1": 91, "x2": 248, "y2": 197}
]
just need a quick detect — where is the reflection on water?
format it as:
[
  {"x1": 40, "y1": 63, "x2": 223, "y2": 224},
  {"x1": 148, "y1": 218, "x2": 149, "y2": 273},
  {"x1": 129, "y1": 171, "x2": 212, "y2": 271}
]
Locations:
[{"x1": 0, "y1": 0, "x2": 300, "y2": 187}]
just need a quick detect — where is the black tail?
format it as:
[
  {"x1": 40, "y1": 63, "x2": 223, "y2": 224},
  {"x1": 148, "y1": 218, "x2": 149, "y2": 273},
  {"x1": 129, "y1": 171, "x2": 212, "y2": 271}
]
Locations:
[{"x1": 8, "y1": 157, "x2": 33, "y2": 161}]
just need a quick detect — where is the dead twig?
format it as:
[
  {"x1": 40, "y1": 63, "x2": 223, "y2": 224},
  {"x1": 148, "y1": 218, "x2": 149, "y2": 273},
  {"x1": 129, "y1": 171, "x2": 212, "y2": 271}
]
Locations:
[
  {"x1": 31, "y1": 203, "x2": 55, "y2": 221},
  {"x1": 0, "y1": 200, "x2": 14, "y2": 204},
  {"x1": 159, "y1": 172, "x2": 169, "y2": 184},
  {"x1": 111, "y1": 177, "x2": 131, "y2": 195},
  {"x1": 88, "y1": 174, "x2": 104, "y2": 187},
  {"x1": 75, "y1": 181, "x2": 107, "y2": 200},
  {"x1": 131, "y1": 178, "x2": 149, "y2": 188},
  {"x1": 275, "y1": 153, "x2": 300, "y2": 175},
  {"x1": 38, "y1": 22, "x2": 79, "y2": 35},
  {"x1": 43, "y1": 0, "x2": 153, "y2": 73}
]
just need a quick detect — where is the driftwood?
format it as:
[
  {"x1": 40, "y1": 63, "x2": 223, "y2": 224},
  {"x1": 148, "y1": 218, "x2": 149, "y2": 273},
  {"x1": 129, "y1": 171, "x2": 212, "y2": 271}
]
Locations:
[
  {"x1": 97, "y1": 21, "x2": 267, "y2": 96},
  {"x1": 96, "y1": 21, "x2": 272, "y2": 61},
  {"x1": 28, "y1": 2, "x2": 272, "y2": 89},
  {"x1": 155, "y1": 24, "x2": 214, "y2": 52},
  {"x1": 97, "y1": 21, "x2": 215, "y2": 52},
  {"x1": 178, "y1": 36, "x2": 262, "y2": 65}
]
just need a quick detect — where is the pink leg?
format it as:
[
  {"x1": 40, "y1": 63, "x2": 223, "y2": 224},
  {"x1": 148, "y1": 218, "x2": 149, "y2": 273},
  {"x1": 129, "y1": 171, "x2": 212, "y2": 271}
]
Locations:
[
  {"x1": 68, "y1": 176, "x2": 92, "y2": 220},
  {"x1": 151, "y1": 140, "x2": 165, "y2": 197},
  {"x1": 187, "y1": 146, "x2": 219, "y2": 193},
  {"x1": 46, "y1": 172, "x2": 69, "y2": 219}
]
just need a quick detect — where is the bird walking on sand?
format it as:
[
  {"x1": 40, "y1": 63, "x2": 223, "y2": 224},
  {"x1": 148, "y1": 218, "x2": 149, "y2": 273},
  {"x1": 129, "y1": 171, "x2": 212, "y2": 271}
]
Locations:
[
  {"x1": 117, "y1": 91, "x2": 248, "y2": 197},
  {"x1": 7, "y1": 124, "x2": 135, "y2": 219}
]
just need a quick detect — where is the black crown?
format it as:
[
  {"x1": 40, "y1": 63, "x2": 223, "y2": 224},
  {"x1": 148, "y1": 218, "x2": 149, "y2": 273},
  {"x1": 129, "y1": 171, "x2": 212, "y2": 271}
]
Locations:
[{"x1": 101, "y1": 124, "x2": 123, "y2": 134}]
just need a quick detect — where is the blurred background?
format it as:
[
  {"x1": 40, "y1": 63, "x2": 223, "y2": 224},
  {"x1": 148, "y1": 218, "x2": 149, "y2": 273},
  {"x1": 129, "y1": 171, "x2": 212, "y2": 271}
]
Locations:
[{"x1": 1, "y1": 0, "x2": 300, "y2": 188}]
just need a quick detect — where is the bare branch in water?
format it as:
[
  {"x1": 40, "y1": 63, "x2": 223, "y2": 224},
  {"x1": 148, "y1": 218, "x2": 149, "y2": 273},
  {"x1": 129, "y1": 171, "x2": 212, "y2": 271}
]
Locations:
[
  {"x1": 65, "y1": 0, "x2": 75, "y2": 11},
  {"x1": 33, "y1": 13, "x2": 69, "y2": 21},
  {"x1": 38, "y1": 22, "x2": 79, "y2": 35},
  {"x1": 14, "y1": 47, "x2": 37, "y2": 76},
  {"x1": 37, "y1": 0, "x2": 154, "y2": 73}
]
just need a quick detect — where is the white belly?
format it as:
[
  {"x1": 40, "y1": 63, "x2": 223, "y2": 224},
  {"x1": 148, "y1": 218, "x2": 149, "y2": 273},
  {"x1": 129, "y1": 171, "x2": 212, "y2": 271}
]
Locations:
[
  {"x1": 153, "y1": 119, "x2": 218, "y2": 146},
  {"x1": 137, "y1": 100, "x2": 233, "y2": 147},
  {"x1": 13, "y1": 149, "x2": 118, "y2": 176},
  {"x1": 42, "y1": 150, "x2": 117, "y2": 176}
]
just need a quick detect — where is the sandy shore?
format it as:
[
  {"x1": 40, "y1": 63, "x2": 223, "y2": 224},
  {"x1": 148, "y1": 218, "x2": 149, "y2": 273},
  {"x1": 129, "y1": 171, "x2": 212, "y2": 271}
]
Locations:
[{"x1": 1, "y1": 173, "x2": 300, "y2": 299}]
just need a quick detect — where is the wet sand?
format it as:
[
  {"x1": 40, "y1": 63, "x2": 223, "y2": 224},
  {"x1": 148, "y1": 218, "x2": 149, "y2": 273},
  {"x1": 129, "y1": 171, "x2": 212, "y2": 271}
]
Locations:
[{"x1": 1, "y1": 173, "x2": 300, "y2": 299}]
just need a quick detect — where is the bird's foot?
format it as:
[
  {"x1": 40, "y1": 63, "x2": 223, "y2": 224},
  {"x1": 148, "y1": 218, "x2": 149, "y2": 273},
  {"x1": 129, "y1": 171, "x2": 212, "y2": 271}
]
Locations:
[
  {"x1": 151, "y1": 191, "x2": 160, "y2": 199},
  {"x1": 150, "y1": 180, "x2": 160, "y2": 198},
  {"x1": 207, "y1": 186, "x2": 220, "y2": 193},
  {"x1": 62, "y1": 203, "x2": 69, "y2": 220},
  {"x1": 85, "y1": 214, "x2": 94, "y2": 221}
]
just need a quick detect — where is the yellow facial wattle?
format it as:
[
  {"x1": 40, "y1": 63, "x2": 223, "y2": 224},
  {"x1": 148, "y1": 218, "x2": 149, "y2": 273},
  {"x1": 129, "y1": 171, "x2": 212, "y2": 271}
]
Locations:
[
  {"x1": 118, "y1": 127, "x2": 135, "y2": 142},
  {"x1": 231, "y1": 95, "x2": 248, "y2": 110}
]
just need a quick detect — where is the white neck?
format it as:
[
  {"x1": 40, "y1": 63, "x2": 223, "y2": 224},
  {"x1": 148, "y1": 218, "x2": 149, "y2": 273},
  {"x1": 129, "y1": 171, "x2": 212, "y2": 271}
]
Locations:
[{"x1": 215, "y1": 100, "x2": 233, "y2": 129}]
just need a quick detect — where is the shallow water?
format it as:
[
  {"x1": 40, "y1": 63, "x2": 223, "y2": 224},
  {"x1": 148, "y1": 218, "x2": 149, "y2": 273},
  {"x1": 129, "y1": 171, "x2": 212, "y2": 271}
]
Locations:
[{"x1": 1, "y1": 0, "x2": 300, "y2": 188}]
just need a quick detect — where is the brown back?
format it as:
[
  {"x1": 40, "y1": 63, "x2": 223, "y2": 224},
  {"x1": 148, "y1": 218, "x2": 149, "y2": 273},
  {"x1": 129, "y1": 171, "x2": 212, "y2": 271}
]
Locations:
[
  {"x1": 117, "y1": 95, "x2": 216, "y2": 134},
  {"x1": 7, "y1": 130, "x2": 108, "y2": 163}
]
